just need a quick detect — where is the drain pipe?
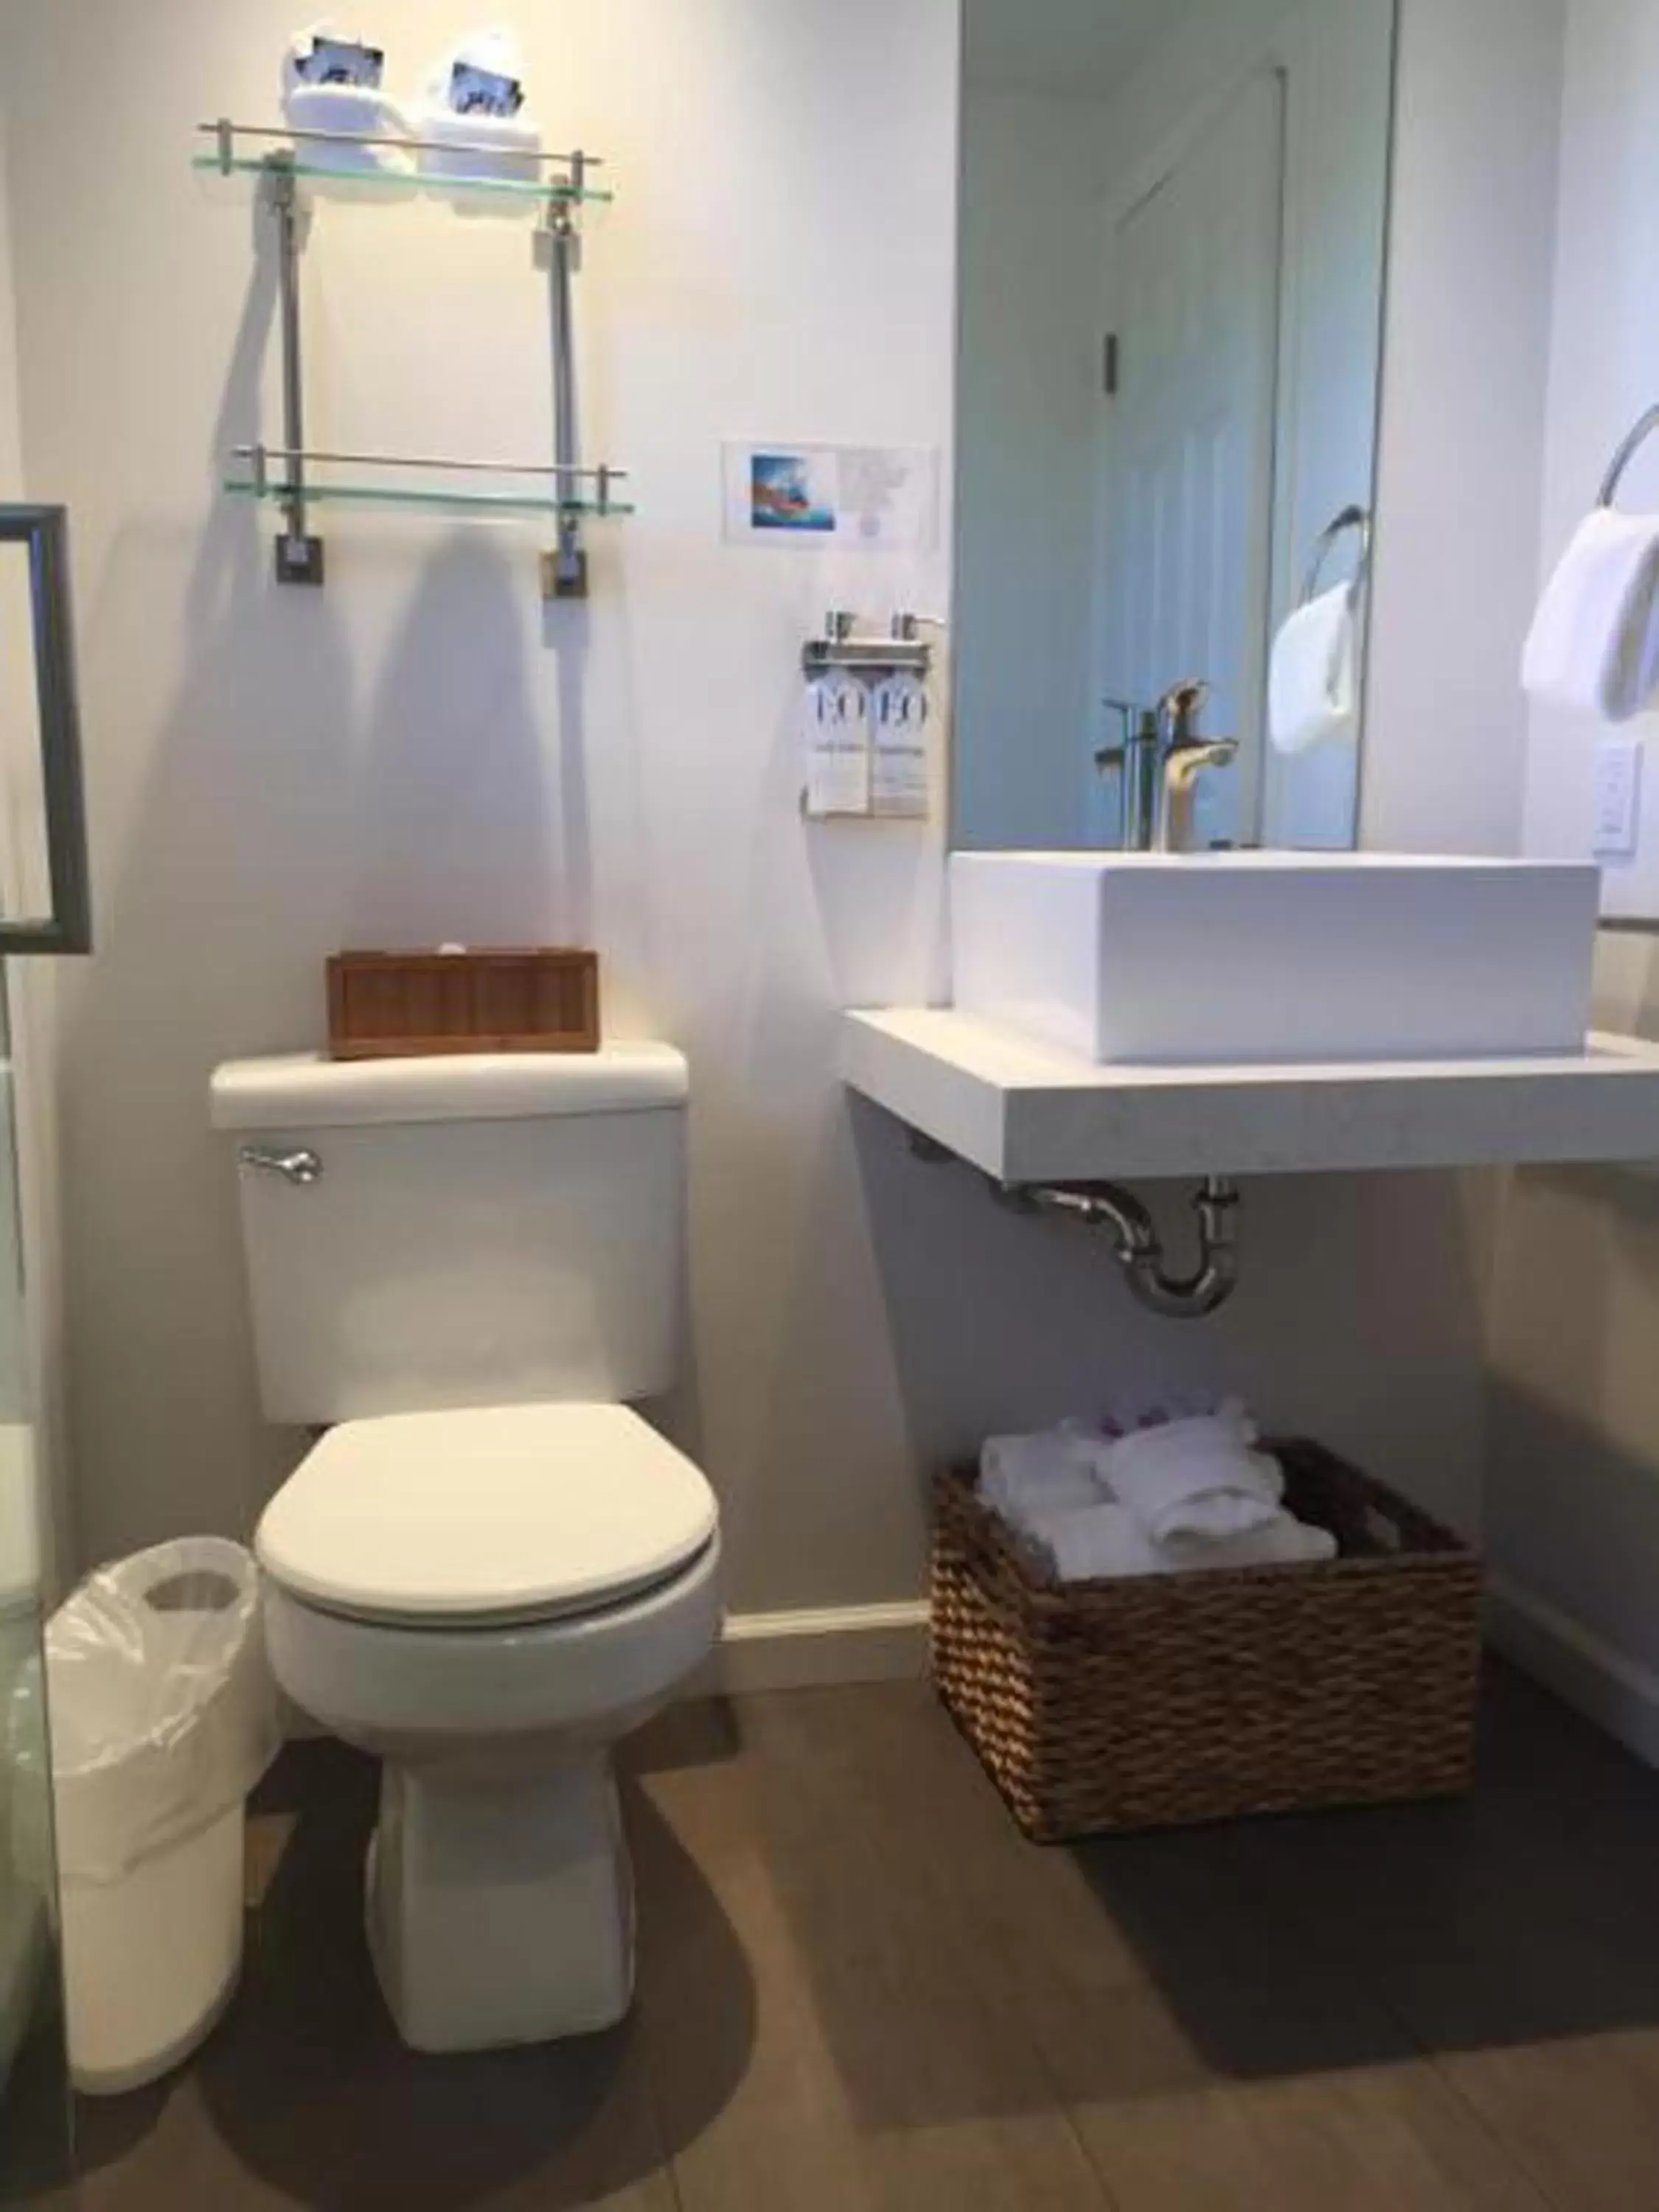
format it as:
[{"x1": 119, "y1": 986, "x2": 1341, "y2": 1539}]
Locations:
[{"x1": 998, "y1": 1175, "x2": 1242, "y2": 1321}]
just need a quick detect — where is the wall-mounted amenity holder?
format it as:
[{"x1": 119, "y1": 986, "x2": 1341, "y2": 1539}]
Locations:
[
  {"x1": 800, "y1": 612, "x2": 936, "y2": 821},
  {"x1": 195, "y1": 119, "x2": 630, "y2": 596}
]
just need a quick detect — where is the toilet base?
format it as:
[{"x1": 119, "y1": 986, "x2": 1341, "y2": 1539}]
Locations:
[{"x1": 365, "y1": 1752, "x2": 636, "y2": 2053}]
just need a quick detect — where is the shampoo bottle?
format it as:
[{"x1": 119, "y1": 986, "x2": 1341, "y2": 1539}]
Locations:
[{"x1": 802, "y1": 669, "x2": 871, "y2": 818}]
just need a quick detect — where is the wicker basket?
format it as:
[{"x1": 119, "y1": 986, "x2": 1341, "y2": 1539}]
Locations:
[{"x1": 931, "y1": 1441, "x2": 1481, "y2": 1843}]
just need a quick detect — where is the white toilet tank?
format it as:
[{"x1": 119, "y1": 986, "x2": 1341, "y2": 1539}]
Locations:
[{"x1": 210, "y1": 1046, "x2": 689, "y2": 1426}]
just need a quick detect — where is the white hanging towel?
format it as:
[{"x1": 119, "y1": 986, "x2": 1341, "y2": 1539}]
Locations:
[
  {"x1": 1523, "y1": 507, "x2": 1659, "y2": 723},
  {"x1": 1268, "y1": 585, "x2": 1358, "y2": 756}
]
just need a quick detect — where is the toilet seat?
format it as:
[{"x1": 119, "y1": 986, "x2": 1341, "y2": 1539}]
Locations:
[
  {"x1": 261, "y1": 1529, "x2": 723, "y2": 1747},
  {"x1": 256, "y1": 1403, "x2": 718, "y2": 1630}
]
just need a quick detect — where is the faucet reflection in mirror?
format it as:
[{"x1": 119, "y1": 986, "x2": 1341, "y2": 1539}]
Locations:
[{"x1": 953, "y1": 0, "x2": 1396, "y2": 857}]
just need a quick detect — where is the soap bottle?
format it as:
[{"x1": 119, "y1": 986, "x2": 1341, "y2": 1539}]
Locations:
[{"x1": 802, "y1": 667, "x2": 871, "y2": 818}]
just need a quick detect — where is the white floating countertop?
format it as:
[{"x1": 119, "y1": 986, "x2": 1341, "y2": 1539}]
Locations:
[{"x1": 842, "y1": 1008, "x2": 1659, "y2": 1183}]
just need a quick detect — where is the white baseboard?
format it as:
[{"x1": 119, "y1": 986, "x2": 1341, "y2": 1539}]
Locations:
[
  {"x1": 1486, "y1": 1573, "x2": 1659, "y2": 1769},
  {"x1": 271, "y1": 1582, "x2": 1659, "y2": 1747},
  {"x1": 705, "y1": 1599, "x2": 932, "y2": 1697}
]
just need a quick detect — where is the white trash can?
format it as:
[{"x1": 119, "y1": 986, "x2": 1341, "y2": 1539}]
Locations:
[{"x1": 39, "y1": 1538, "x2": 279, "y2": 2095}]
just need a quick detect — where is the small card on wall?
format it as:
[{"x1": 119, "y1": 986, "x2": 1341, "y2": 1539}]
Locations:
[{"x1": 721, "y1": 442, "x2": 939, "y2": 552}]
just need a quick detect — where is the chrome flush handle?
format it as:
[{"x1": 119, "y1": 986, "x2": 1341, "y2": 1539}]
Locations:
[{"x1": 238, "y1": 1145, "x2": 324, "y2": 1186}]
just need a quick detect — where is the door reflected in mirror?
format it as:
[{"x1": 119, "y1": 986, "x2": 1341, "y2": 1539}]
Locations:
[{"x1": 953, "y1": 0, "x2": 1397, "y2": 855}]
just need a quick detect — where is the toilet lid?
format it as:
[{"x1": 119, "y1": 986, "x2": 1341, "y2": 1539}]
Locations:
[{"x1": 256, "y1": 1404, "x2": 718, "y2": 1627}]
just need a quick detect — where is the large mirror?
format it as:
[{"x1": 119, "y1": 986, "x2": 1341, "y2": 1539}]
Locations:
[{"x1": 953, "y1": 0, "x2": 1397, "y2": 855}]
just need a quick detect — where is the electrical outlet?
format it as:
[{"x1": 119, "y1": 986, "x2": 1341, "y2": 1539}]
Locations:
[{"x1": 1594, "y1": 737, "x2": 1643, "y2": 860}]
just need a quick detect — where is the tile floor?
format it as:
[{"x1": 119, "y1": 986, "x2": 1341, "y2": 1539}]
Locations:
[{"x1": 13, "y1": 1661, "x2": 1659, "y2": 2211}]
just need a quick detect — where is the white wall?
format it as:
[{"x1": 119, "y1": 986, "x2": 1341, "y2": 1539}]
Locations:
[
  {"x1": 1486, "y1": 934, "x2": 1659, "y2": 1731},
  {"x1": 1521, "y1": 0, "x2": 1659, "y2": 915},
  {"x1": 0, "y1": 0, "x2": 1562, "y2": 1629},
  {"x1": 1362, "y1": 0, "x2": 1564, "y2": 855},
  {"x1": 0, "y1": 0, "x2": 964, "y2": 1607},
  {"x1": 1487, "y1": 0, "x2": 1659, "y2": 1743}
]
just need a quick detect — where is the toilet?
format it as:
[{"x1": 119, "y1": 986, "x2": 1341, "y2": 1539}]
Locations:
[{"x1": 209, "y1": 1045, "x2": 720, "y2": 2054}]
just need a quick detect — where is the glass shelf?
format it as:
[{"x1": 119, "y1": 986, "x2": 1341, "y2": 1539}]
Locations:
[
  {"x1": 201, "y1": 119, "x2": 620, "y2": 591},
  {"x1": 225, "y1": 475, "x2": 634, "y2": 518},
  {"x1": 193, "y1": 151, "x2": 612, "y2": 208}
]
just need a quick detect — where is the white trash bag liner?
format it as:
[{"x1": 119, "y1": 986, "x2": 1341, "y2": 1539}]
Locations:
[
  {"x1": 40, "y1": 1538, "x2": 279, "y2": 2092},
  {"x1": 49, "y1": 1537, "x2": 278, "y2": 1884}
]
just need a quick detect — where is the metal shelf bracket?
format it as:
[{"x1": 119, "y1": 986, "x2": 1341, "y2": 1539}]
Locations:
[
  {"x1": 268, "y1": 156, "x2": 324, "y2": 585},
  {"x1": 543, "y1": 154, "x2": 588, "y2": 601}
]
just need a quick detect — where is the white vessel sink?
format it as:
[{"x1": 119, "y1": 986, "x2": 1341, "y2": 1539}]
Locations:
[{"x1": 950, "y1": 852, "x2": 1601, "y2": 1066}]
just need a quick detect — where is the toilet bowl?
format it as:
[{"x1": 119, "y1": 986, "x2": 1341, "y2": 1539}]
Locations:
[
  {"x1": 257, "y1": 1402, "x2": 720, "y2": 2052},
  {"x1": 212, "y1": 1043, "x2": 719, "y2": 2053}
]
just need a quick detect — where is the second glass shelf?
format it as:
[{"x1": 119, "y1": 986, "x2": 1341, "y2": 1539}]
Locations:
[
  {"x1": 193, "y1": 150, "x2": 612, "y2": 208},
  {"x1": 225, "y1": 475, "x2": 634, "y2": 518}
]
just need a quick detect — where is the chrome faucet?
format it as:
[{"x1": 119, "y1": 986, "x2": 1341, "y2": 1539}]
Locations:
[{"x1": 1152, "y1": 679, "x2": 1237, "y2": 854}]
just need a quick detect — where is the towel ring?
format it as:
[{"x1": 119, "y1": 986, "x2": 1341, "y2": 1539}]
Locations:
[
  {"x1": 1300, "y1": 504, "x2": 1372, "y2": 606},
  {"x1": 1599, "y1": 403, "x2": 1659, "y2": 507}
]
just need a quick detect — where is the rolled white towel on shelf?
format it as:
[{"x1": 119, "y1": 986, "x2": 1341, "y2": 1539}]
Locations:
[
  {"x1": 282, "y1": 83, "x2": 413, "y2": 173},
  {"x1": 1269, "y1": 585, "x2": 1359, "y2": 755},
  {"x1": 1096, "y1": 1403, "x2": 1284, "y2": 1545},
  {"x1": 978, "y1": 1422, "x2": 1109, "y2": 1531},
  {"x1": 417, "y1": 112, "x2": 545, "y2": 187},
  {"x1": 1523, "y1": 507, "x2": 1659, "y2": 723},
  {"x1": 414, "y1": 30, "x2": 544, "y2": 187}
]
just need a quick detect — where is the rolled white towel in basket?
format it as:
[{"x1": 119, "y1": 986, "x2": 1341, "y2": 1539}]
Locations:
[
  {"x1": 978, "y1": 1423, "x2": 1110, "y2": 1531},
  {"x1": 1028, "y1": 1500, "x2": 1336, "y2": 1584},
  {"x1": 1098, "y1": 1403, "x2": 1284, "y2": 1544},
  {"x1": 1023, "y1": 1503, "x2": 1160, "y2": 1582},
  {"x1": 1159, "y1": 1513, "x2": 1337, "y2": 1574}
]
